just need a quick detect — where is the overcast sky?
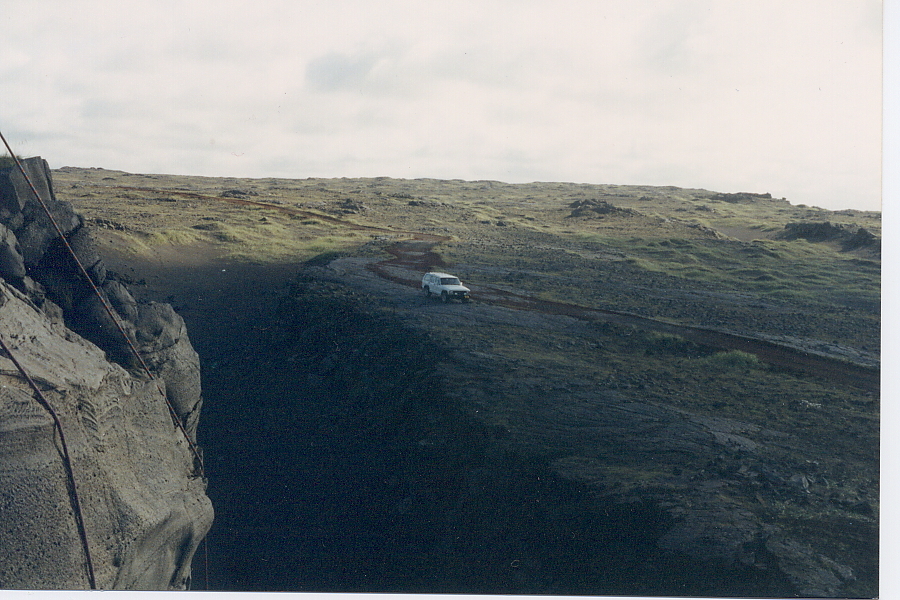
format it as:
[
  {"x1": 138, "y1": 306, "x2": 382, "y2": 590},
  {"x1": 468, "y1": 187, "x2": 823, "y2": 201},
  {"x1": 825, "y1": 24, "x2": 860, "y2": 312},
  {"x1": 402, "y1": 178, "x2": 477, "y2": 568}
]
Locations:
[{"x1": 0, "y1": 1, "x2": 884, "y2": 210}]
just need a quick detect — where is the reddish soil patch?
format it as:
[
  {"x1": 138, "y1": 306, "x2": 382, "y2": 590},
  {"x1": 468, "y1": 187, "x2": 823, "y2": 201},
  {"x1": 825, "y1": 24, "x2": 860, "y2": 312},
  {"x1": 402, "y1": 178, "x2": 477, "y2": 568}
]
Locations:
[{"x1": 366, "y1": 235, "x2": 449, "y2": 286}]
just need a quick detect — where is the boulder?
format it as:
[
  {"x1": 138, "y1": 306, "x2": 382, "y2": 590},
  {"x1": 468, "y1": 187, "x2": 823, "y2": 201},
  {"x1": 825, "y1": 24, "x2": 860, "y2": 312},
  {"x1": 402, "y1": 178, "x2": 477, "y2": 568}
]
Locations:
[
  {"x1": 0, "y1": 222, "x2": 25, "y2": 280},
  {"x1": 0, "y1": 157, "x2": 82, "y2": 265},
  {"x1": 134, "y1": 302, "x2": 203, "y2": 441},
  {"x1": 567, "y1": 199, "x2": 639, "y2": 219},
  {"x1": 780, "y1": 221, "x2": 880, "y2": 251},
  {"x1": 711, "y1": 192, "x2": 773, "y2": 203},
  {"x1": 70, "y1": 283, "x2": 139, "y2": 368},
  {"x1": 65, "y1": 225, "x2": 107, "y2": 285}
]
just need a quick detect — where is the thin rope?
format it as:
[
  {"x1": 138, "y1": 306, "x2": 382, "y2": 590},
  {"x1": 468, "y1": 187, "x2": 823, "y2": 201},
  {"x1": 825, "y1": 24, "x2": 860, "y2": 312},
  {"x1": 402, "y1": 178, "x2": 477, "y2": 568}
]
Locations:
[
  {"x1": 0, "y1": 334, "x2": 97, "y2": 589},
  {"x1": 204, "y1": 535, "x2": 210, "y2": 589},
  {"x1": 0, "y1": 131, "x2": 204, "y2": 475}
]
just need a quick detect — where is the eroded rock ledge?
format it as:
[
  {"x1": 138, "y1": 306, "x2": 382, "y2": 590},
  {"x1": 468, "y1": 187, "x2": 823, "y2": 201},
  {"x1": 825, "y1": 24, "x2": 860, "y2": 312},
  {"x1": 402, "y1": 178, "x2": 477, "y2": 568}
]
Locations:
[{"x1": 0, "y1": 158, "x2": 212, "y2": 589}]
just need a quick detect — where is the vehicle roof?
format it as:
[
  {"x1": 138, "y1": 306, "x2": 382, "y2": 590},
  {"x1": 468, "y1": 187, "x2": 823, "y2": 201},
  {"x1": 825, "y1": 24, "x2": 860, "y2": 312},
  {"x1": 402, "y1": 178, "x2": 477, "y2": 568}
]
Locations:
[{"x1": 424, "y1": 272, "x2": 458, "y2": 278}]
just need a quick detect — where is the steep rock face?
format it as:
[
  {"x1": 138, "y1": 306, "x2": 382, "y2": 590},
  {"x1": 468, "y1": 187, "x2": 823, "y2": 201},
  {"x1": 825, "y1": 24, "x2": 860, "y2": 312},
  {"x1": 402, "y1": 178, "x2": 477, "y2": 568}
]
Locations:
[
  {"x1": 0, "y1": 280, "x2": 212, "y2": 588},
  {"x1": 0, "y1": 158, "x2": 212, "y2": 588}
]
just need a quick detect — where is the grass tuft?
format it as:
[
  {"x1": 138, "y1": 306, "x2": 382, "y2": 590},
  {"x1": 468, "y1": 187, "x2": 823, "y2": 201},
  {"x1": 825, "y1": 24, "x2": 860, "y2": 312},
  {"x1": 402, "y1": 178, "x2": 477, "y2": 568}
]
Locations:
[{"x1": 0, "y1": 154, "x2": 22, "y2": 169}]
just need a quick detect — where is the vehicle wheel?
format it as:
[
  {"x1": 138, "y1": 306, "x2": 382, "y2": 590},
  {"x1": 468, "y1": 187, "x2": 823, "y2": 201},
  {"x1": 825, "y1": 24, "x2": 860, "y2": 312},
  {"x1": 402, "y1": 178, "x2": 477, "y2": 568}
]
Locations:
[
  {"x1": 423, "y1": 286, "x2": 431, "y2": 297},
  {"x1": 441, "y1": 291, "x2": 449, "y2": 303}
]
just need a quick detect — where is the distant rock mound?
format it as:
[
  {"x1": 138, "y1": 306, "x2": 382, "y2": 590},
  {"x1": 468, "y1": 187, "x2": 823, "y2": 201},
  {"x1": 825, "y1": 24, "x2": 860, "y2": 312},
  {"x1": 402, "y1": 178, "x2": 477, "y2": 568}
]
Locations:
[
  {"x1": 779, "y1": 221, "x2": 880, "y2": 252},
  {"x1": 710, "y1": 192, "x2": 773, "y2": 203},
  {"x1": 0, "y1": 157, "x2": 212, "y2": 589},
  {"x1": 220, "y1": 188, "x2": 258, "y2": 198},
  {"x1": 567, "y1": 199, "x2": 639, "y2": 218}
]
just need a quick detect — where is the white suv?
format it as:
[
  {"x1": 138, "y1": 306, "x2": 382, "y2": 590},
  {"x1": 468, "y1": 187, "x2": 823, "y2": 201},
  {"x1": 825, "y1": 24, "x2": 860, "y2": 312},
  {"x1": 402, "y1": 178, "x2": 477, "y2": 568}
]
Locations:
[{"x1": 422, "y1": 272, "x2": 471, "y2": 302}]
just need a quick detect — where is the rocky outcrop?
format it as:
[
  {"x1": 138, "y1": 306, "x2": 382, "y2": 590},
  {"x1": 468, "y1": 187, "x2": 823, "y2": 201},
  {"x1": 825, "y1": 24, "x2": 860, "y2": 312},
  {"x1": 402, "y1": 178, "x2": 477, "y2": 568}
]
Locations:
[
  {"x1": 0, "y1": 157, "x2": 212, "y2": 589},
  {"x1": 0, "y1": 157, "x2": 202, "y2": 441},
  {"x1": 710, "y1": 191, "x2": 773, "y2": 203},
  {"x1": 567, "y1": 199, "x2": 639, "y2": 218},
  {"x1": 780, "y1": 221, "x2": 880, "y2": 252}
]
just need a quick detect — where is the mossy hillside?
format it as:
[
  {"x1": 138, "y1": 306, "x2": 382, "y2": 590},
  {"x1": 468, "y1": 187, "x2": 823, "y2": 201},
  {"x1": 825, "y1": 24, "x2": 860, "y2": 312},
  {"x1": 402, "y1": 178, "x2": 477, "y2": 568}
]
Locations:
[
  {"x1": 431, "y1": 188, "x2": 878, "y2": 303},
  {"x1": 440, "y1": 199, "x2": 878, "y2": 305},
  {"x1": 55, "y1": 168, "x2": 879, "y2": 354},
  {"x1": 533, "y1": 234, "x2": 877, "y2": 304},
  {"x1": 55, "y1": 172, "x2": 372, "y2": 263},
  {"x1": 94, "y1": 213, "x2": 367, "y2": 263},
  {"x1": 55, "y1": 168, "x2": 880, "y2": 260}
]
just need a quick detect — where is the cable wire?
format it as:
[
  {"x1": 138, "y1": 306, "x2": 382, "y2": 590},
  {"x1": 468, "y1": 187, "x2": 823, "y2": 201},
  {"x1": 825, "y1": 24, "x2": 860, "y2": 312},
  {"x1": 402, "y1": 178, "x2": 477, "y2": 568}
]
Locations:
[{"x1": 0, "y1": 334, "x2": 97, "y2": 589}]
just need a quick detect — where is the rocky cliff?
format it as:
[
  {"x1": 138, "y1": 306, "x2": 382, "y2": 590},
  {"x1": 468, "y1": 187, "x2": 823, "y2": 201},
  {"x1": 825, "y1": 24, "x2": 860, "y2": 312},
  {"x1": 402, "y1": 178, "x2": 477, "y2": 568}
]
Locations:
[{"x1": 0, "y1": 157, "x2": 212, "y2": 589}]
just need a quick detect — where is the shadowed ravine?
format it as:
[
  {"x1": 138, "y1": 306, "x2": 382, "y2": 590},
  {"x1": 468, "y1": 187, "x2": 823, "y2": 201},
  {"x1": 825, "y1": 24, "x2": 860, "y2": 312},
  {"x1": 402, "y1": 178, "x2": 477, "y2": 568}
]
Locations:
[{"x1": 175, "y1": 260, "x2": 796, "y2": 595}]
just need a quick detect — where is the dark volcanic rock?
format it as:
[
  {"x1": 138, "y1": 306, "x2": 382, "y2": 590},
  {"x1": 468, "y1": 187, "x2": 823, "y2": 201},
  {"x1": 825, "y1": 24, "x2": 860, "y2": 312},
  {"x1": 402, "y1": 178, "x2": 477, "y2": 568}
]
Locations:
[
  {"x1": 135, "y1": 301, "x2": 203, "y2": 441},
  {"x1": 0, "y1": 157, "x2": 82, "y2": 265},
  {"x1": 0, "y1": 222, "x2": 25, "y2": 280},
  {"x1": 711, "y1": 191, "x2": 773, "y2": 203},
  {"x1": 281, "y1": 261, "x2": 875, "y2": 597},
  {"x1": 0, "y1": 158, "x2": 201, "y2": 433},
  {"x1": 780, "y1": 221, "x2": 880, "y2": 251},
  {"x1": 567, "y1": 199, "x2": 639, "y2": 218}
]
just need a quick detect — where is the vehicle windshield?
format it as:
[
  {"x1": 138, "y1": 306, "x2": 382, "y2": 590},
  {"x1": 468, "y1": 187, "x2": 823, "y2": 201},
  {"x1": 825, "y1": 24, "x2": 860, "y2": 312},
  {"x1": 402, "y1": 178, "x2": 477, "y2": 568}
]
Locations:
[{"x1": 440, "y1": 277, "x2": 461, "y2": 286}]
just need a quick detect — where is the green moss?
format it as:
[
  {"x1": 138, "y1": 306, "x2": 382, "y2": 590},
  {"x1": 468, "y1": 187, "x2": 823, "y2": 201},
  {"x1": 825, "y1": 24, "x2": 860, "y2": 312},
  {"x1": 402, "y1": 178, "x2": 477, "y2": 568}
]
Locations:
[
  {"x1": 0, "y1": 154, "x2": 22, "y2": 170},
  {"x1": 699, "y1": 350, "x2": 763, "y2": 370}
]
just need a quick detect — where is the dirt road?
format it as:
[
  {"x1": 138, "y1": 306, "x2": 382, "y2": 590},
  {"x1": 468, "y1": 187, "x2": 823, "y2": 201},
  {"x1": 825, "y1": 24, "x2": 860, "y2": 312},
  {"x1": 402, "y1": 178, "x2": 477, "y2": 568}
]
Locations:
[{"x1": 368, "y1": 236, "x2": 879, "y2": 393}]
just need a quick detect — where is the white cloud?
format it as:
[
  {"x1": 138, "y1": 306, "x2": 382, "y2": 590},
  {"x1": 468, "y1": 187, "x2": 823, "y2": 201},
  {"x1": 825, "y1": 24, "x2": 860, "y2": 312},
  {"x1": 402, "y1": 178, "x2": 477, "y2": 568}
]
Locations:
[{"x1": 0, "y1": 0, "x2": 883, "y2": 210}]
